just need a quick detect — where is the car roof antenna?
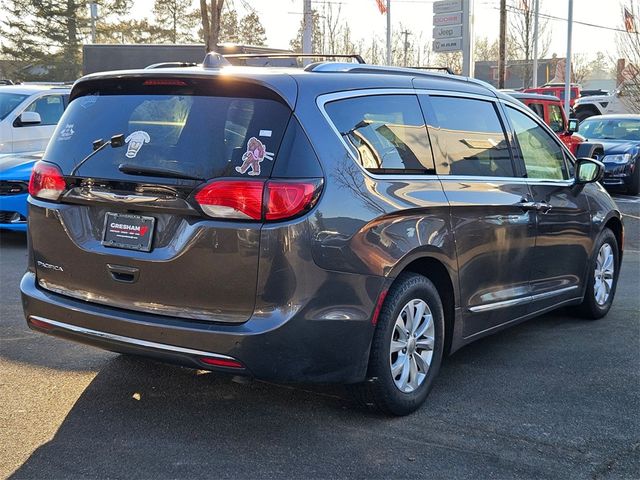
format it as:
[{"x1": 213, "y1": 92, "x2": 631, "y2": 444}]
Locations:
[{"x1": 202, "y1": 51, "x2": 232, "y2": 69}]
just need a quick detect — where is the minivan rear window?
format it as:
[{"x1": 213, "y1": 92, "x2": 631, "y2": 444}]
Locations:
[{"x1": 45, "y1": 94, "x2": 291, "y2": 181}]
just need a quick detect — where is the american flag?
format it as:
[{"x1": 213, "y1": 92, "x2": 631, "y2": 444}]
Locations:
[
  {"x1": 375, "y1": 0, "x2": 387, "y2": 14},
  {"x1": 624, "y1": 7, "x2": 636, "y2": 33}
]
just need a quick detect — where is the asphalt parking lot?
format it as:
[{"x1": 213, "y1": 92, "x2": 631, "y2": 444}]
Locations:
[{"x1": 1, "y1": 194, "x2": 638, "y2": 480}]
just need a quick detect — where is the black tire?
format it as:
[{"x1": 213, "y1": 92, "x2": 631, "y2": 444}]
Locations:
[
  {"x1": 627, "y1": 160, "x2": 639, "y2": 196},
  {"x1": 575, "y1": 228, "x2": 620, "y2": 319},
  {"x1": 575, "y1": 108, "x2": 599, "y2": 122},
  {"x1": 353, "y1": 273, "x2": 445, "y2": 416}
]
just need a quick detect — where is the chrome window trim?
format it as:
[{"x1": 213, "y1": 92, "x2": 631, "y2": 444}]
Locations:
[
  {"x1": 317, "y1": 89, "x2": 440, "y2": 181},
  {"x1": 468, "y1": 285, "x2": 579, "y2": 312},
  {"x1": 28, "y1": 315, "x2": 238, "y2": 361},
  {"x1": 317, "y1": 88, "x2": 520, "y2": 183},
  {"x1": 317, "y1": 88, "x2": 578, "y2": 185}
]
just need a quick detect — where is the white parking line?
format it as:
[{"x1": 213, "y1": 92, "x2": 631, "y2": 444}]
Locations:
[{"x1": 613, "y1": 195, "x2": 640, "y2": 204}]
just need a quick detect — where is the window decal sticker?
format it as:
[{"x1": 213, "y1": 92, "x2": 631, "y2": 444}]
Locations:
[
  {"x1": 125, "y1": 131, "x2": 151, "y2": 158},
  {"x1": 259, "y1": 129, "x2": 272, "y2": 137},
  {"x1": 57, "y1": 123, "x2": 74, "y2": 141},
  {"x1": 80, "y1": 93, "x2": 98, "y2": 109},
  {"x1": 235, "y1": 137, "x2": 274, "y2": 176}
]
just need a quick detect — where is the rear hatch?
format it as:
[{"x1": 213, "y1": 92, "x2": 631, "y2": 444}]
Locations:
[{"x1": 30, "y1": 74, "x2": 293, "y2": 323}]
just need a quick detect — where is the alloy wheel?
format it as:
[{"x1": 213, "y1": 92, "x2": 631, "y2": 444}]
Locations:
[
  {"x1": 594, "y1": 243, "x2": 615, "y2": 306},
  {"x1": 389, "y1": 299, "x2": 435, "y2": 393}
]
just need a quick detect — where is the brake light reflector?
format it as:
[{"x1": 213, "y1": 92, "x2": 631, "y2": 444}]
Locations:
[
  {"x1": 28, "y1": 161, "x2": 66, "y2": 201},
  {"x1": 29, "y1": 317, "x2": 54, "y2": 330},
  {"x1": 195, "y1": 180, "x2": 264, "y2": 220},
  {"x1": 199, "y1": 357, "x2": 244, "y2": 369},
  {"x1": 265, "y1": 181, "x2": 320, "y2": 220}
]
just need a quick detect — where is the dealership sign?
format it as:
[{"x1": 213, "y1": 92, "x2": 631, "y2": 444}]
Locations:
[{"x1": 432, "y1": 0, "x2": 464, "y2": 52}]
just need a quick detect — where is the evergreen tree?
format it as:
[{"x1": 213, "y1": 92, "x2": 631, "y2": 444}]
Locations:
[
  {"x1": 0, "y1": 0, "x2": 88, "y2": 81},
  {"x1": 153, "y1": 0, "x2": 199, "y2": 43},
  {"x1": 238, "y1": 12, "x2": 266, "y2": 46},
  {"x1": 289, "y1": 10, "x2": 322, "y2": 54}
]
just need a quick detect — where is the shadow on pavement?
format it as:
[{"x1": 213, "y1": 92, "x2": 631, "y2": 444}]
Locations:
[{"x1": 10, "y1": 306, "x2": 637, "y2": 480}]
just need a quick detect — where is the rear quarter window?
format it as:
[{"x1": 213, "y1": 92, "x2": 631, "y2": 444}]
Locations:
[{"x1": 324, "y1": 94, "x2": 435, "y2": 174}]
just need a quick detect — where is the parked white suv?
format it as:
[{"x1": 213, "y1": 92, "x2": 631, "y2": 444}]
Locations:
[
  {"x1": 0, "y1": 85, "x2": 70, "y2": 154},
  {"x1": 574, "y1": 84, "x2": 637, "y2": 121}
]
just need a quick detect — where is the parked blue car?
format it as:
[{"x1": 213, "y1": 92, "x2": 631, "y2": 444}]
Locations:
[
  {"x1": 577, "y1": 114, "x2": 640, "y2": 195},
  {"x1": 0, "y1": 152, "x2": 41, "y2": 231}
]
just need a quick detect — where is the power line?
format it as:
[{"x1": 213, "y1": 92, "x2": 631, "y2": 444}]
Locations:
[{"x1": 503, "y1": 4, "x2": 627, "y2": 34}]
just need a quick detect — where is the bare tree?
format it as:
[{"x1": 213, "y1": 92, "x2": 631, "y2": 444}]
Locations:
[
  {"x1": 508, "y1": 0, "x2": 551, "y2": 87},
  {"x1": 199, "y1": 0, "x2": 224, "y2": 52}
]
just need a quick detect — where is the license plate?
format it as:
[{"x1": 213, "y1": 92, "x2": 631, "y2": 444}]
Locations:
[{"x1": 102, "y1": 212, "x2": 155, "y2": 252}]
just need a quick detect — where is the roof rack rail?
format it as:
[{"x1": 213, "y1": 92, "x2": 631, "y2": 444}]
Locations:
[
  {"x1": 224, "y1": 53, "x2": 366, "y2": 64},
  {"x1": 306, "y1": 62, "x2": 496, "y2": 93},
  {"x1": 409, "y1": 66, "x2": 454, "y2": 74},
  {"x1": 307, "y1": 63, "x2": 452, "y2": 76}
]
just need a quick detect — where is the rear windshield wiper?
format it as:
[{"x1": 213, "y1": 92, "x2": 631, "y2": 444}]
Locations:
[
  {"x1": 118, "y1": 163, "x2": 204, "y2": 181},
  {"x1": 70, "y1": 134, "x2": 125, "y2": 176}
]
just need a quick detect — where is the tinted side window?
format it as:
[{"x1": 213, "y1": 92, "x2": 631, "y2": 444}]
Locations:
[
  {"x1": 25, "y1": 95, "x2": 65, "y2": 125},
  {"x1": 527, "y1": 102, "x2": 545, "y2": 119},
  {"x1": 325, "y1": 94, "x2": 434, "y2": 174},
  {"x1": 421, "y1": 96, "x2": 514, "y2": 177},
  {"x1": 506, "y1": 106, "x2": 568, "y2": 180}
]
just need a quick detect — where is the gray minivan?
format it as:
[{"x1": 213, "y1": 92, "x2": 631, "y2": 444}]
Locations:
[{"x1": 22, "y1": 61, "x2": 622, "y2": 415}]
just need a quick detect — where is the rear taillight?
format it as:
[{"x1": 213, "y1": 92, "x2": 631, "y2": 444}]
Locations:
[
  {"x1": 265, "y1": 181, "x2": 320, "y2": 220},
  {"x1": 194, "y1": 179, "x2": 322, "y2": 222},
  {"x1": 194, "y1": 180, "x2": 264, "y2": 220},
  {"x1": 28, "y1": 161, "x2": 66, "y2": 201}
]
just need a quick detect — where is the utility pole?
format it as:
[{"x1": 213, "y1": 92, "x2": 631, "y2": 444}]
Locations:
[
  {"x1": 532, "y1": 0, "x2": 540, "y2": 87},
  {"x1": 386, "y1": 0, "x2": 392, "y2": 65},
  {"x1": 564, "y1": 0, "x2": 573, "y2": 116},
  {"x1": 89, "y1": 2, "x2": 98, "y2": 43},
  {"x1": 462, "y1": 0, "x2": 474, "y2": 77},
  {"x1": 498, "y1": 0, "x2": 506, "y2": 88},
  {"x1": 401, "y1": 29, "x2": 411, "y2": 67},
  {"x1": 303, "y1": 0, "x2": 312, "y2": 54}
]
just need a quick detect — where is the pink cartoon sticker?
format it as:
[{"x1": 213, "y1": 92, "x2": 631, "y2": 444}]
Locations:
[{"x1": 235, "y1": 137, "x2": 274, "y2": 176}]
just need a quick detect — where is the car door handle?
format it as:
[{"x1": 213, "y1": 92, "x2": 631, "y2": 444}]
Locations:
[
  {"x1": 516, "y1": 200, "x2": 539, "y2": 211},
  {"x1": 537, "y1": 202, "x2": 553, "y2": 214},
  {"x1": 516, "y1": 200, "x2": 553, "y2": 213}
]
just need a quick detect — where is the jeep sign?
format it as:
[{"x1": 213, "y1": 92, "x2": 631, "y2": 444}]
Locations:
[{"x1": 433, "y1": 25, "x2": 463, "y2": 39}]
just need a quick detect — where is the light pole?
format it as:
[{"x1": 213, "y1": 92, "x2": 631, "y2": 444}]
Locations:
[
  {"x1": 386, "y1": 0, "x2": 392, "y2": 65},
  {"x1": 532, "y1": 0, "x2": 539, "y2": 87},
  {"x1": 564, "y1": 0, "x2": 573, "y2": 116}
]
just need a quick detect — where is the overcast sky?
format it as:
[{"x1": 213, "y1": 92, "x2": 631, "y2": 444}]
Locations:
[{"x1": 133, "y1": 0, "x2": 624, "y2": 60}]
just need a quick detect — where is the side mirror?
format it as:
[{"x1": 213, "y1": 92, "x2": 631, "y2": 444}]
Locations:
[
  {"x1": 575, "y1": 157, "x2": 604, "y2": 184},
  {"x1": 567, "y1": 118, "x2": 579, "y2": 134},
  {"x1": 17, "y1": 111, "x2": 42, "y2": 126}
]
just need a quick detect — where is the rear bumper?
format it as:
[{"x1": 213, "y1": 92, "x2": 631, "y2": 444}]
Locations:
[{"x1": 21, "y1": 271, "x2": 376, "y2": 383}]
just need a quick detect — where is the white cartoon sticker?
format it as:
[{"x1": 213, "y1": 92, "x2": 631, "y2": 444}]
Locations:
[
  {"x1": 235, "y1": 137, "x2": 274, "y2": 176},
  {"x1": 125, "y1": 131, "x2": 151, "y2": 158},
  {"x1": 57, "y1": 123, "x2": 75, "y2": 141},
  {"x1": 80, "y1": 93, "x2": 98, "y2": 108}
]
